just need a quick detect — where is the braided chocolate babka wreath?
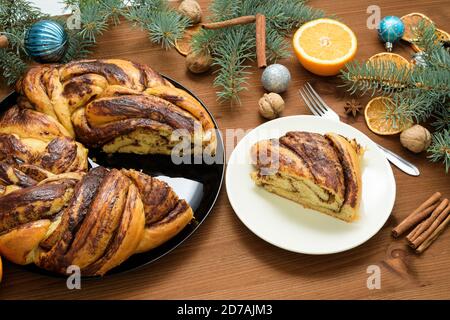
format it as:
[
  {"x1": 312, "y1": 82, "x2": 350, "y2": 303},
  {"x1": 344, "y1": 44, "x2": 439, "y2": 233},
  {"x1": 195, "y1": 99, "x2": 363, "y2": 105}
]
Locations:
[{"x1": 0, "y1": 59, "x2": 217, "y2": 276}]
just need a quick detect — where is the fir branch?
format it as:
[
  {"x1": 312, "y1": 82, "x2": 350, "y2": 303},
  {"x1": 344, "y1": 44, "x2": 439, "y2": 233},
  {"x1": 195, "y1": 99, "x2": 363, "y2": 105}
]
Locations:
[
  {"x1": 265, "y1": 29, "x2": 290, "y2": 62},
  {"x1": 255, "y1": 0, "x2": 325, "y2": 33},
  {"x1": 390, "y1": 89, "x2": 436, "y2": 124},
  {"x1": 432, "y1": 103, "x2": 450, "y2": 132},
  {"x1": 341, "y1": 60, "x2": 413, "y2": 96},
  {"x1": 145, "y1": 10, "x2": 191, "y2": 49},
  {"x1": 209, "y1": 0, "x2": 241, "y2": 22},
  {"x1": 78, "y1": 0, "x2": 109, "y2": 42},
  {"x1": 0, "y1": 49, "x2": 28, "y2": 85},
  {"x1": 0, "y1": 0, "x2": 43, "y2": 31},
  {"x1": 428, "y1": 129, "x2": 450, "y2": 173},
  {"x1": 61, "y1": 31, "x2": 93, "y2": 63},
  {"x1": 212, "y1": 27, "x2": 255, "y2": 102},
  {"x1": 125, "y1": 0, "x2": 191, "y2": 49},
  {"x1": 0, "y1": 0, "x2": 45, "y2": 85},
  {"x1": 191, "y1": 28, "x2": 222, "y2": 54},
  {"x1": 100, "y1": 0, "x2": 128, "y2": 26}
]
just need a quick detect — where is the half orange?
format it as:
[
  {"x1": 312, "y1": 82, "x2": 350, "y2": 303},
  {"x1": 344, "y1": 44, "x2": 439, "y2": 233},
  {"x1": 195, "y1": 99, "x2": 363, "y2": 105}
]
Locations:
[{"x1": 293, "y1": 19, "x2": 357, "y2": 76}]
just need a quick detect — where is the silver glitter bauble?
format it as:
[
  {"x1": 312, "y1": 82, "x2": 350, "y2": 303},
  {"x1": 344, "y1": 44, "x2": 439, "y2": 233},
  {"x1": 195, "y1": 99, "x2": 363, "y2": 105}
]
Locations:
[{"x1": 261, "y1": 64, "x2": 291, "y2": 93}]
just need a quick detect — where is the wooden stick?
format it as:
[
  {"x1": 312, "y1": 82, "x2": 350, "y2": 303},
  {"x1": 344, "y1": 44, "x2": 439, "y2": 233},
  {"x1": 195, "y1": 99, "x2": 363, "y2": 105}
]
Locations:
[
  {"x1": 392, "y1": 192, "x2": 441, "y2": 237},
  {"x1": 410, "y1": 203, "x2": 450, "y2": 249},
  {"x1": 416, "y1": 210, "x2": 450, "y2": 254},
  {"x1": 202, "y1": 15, "x2": 256, "y2": 29},
  {"x1": 407, "y1": 198, "x2": 449, "y2": 243},
  {"x1": 255, "y1": 13, "x2": 266, "y2": 68},
  {"x1": 0, "y1": 35, "x2": 8, "y2": 49}
]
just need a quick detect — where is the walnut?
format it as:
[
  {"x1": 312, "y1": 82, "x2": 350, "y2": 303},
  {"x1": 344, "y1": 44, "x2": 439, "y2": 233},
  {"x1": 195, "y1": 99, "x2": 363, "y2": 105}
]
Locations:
[
  {"x1": 178, "y1": 0, "x2": 202, "y2": 24},
  {"x1": 400, "y1": 124, "x2": 431, "y2": 153},
  {"x1": 0, "y1": 35, "x2": 9, "y2": 49},
  {"x1": 186, "y1": 51, "x2": 212, "y2": 73},
  {"x1": 258, "y1": 93, "x2": 285, "y2": 119}
]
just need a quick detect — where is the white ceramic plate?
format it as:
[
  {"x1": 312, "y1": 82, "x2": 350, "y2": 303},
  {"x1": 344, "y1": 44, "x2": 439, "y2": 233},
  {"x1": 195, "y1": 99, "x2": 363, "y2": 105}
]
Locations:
[{"x1": 226, "y1": 116, "x2": 396, "y2": 255}]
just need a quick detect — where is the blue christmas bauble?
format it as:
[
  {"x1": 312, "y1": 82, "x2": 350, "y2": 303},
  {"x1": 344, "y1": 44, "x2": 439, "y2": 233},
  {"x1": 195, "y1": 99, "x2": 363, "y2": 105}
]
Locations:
[
  {"x1": 378, "y1": 16, "x2": 405, "y2": 52},
  {"x1": 24, "y1": 20, "x2": 68, "y2": 63},
  {"x1": 261, "y1": 64, "x2": 291, "y2": 93}
]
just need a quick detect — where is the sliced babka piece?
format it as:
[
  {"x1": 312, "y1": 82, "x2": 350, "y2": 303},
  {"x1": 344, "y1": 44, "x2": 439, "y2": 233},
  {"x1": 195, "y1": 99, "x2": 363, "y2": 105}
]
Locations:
[{"x1": 251, "y1": 131, "x2": 363, "y2": 222}]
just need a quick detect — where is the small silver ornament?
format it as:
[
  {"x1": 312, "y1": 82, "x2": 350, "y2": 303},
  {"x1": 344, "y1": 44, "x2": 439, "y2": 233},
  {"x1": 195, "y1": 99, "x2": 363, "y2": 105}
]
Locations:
[
  {"x1": 24, "y1": 20, "x2": 68, "y2": 63},
  {"x1": 261, "y1": 64, "x2": 291, "y2": 93}
]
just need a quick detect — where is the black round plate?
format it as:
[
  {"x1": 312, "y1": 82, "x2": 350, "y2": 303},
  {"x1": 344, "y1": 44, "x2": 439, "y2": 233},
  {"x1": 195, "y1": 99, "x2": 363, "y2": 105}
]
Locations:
[{"x1": 0, "y1": 75, "x2": 225, "y2": 277}]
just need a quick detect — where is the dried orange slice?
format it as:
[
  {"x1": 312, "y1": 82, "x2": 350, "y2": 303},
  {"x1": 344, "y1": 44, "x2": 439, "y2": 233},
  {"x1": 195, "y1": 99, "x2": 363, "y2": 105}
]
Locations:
[
  {"x1": 436, "y1": 28, "x2": 450, "y2": 43},
  {"x1": 175, "y1": 25, "x2": 201, "y2": 56},
  {"x1": 292, "y1": 18, "x2": 357, "y2": 76},
  {"x1": 401, "y1": 12, "x2": 433, "y2": 43},
  {"x1": 368, "y1": 52, "x2": 410, "y2": 67},
  {"x1": 365, "y1": 97, "x2": 412, "y2": 135}
]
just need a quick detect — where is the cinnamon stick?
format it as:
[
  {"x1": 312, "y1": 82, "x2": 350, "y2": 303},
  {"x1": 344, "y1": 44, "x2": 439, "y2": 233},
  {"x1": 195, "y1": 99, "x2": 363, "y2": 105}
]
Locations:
[
  {"x1": 255, "y1": 14, "x2": 266, "y2": 68},
  {"x1": 392, "y1": 192, "x2": 442, "y2": 238},
  {"x1": 0, "y1": 35, "x2": 8, "y2": 49},
  {"x1": 202, "y1": 15, "x2": 256, "y2": 29},
  {"x1": 406, "y1": 198, "x2": 449, "y2": 243},
  {"x1": 416, "y1": 212, "x2": 450, "y2": 254},
  {"x1": 409, "y1": 203, "x2": 450, "y2": 249}
]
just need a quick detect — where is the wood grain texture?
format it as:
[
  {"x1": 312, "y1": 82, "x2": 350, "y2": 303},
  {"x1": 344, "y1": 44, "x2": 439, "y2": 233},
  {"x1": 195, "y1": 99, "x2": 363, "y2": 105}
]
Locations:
[{"x1": 0, "y1": 0, "x2": 449, "y2": 299}]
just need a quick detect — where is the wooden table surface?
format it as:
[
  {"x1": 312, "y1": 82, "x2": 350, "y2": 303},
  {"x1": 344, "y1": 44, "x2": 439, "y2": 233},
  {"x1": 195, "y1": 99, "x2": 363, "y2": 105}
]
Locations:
[{"x1": 1, "y1": 0, "x2": 449, "y2": 300}]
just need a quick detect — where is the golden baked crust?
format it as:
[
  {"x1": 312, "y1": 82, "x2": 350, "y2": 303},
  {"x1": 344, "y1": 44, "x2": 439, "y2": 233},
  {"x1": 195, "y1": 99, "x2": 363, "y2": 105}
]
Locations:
[
  {"x1": 16, "y1": 59, "x2": 216, "y2": 155},
  {"x1": 0, "y1": 164, "x2": 194, "y2": 276},
  {"x1": 251, "y1": 131, "x2": 363, "y2": 222},
  {"x1": 325, "y1": 133, "x2": 362, "y2": 220},
  {"x1": 0, "y1": 60, "x2": 205, "y2": 275},
  {"x1": 0, "y1": 107, "x2": 88, "y2": 186}
]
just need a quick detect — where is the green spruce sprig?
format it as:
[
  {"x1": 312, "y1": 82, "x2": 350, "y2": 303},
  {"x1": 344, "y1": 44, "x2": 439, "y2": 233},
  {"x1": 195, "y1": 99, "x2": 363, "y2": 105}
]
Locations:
[
  {"x1": 0, "y1": 0, "x2": 191, "y2": 85},
  {"x1": 125, "y1": 0, "x2": 191, "y2": 49},
  {"x1": 428, "y1": 129, "x2": 450, "y2": 173},
  {"x1": 0, "y1": 49, "x2": 28, "y2": 85},
  {"x1": 340, "y1": 22, "x2": 450, "y2": 172},
  {"x1": 192, "y1": 0, "x2": 325, "y2": 102},
  {"x1": 212, "y1": 27, "x2": 255, "y2": 102},
  {"x1": 0, "y1": 0, "x2": 44, "y2": 84}
]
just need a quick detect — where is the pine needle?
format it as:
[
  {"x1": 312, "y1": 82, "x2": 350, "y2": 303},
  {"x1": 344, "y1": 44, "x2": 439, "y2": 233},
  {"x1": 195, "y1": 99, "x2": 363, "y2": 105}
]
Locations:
[
  {"x1": 212, "y1": 27, "x2": 254, "y2": 103},
  {"x1": 0, "y1": 49, "x2": 28, "y2": 85},
  {"x1": 428, "y1": 129, "x2": 450, "y2": 173}
]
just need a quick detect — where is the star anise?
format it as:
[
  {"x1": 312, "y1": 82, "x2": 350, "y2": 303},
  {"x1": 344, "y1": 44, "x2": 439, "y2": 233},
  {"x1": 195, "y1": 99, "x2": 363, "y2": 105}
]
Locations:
[{"x1": 344, "y1": 99, "x2": 363, "y2": 117}]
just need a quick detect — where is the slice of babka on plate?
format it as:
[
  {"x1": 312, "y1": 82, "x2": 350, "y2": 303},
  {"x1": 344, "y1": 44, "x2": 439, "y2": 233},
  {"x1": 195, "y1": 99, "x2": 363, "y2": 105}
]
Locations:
[{"x1": 250, "y1": 131, "x2": 363, "y2": 222}]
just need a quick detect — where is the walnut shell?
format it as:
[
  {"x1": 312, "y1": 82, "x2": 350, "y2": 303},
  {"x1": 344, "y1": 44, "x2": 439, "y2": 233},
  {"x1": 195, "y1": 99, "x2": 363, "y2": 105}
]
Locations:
[
  {"x1": 178, "y1": 0, "x2": 202, "y2": 24},
  {"x1": 258, "y1": 93, "x2": 285, "y2": 119},
  {"x1": 400, "y1": 124, "x2": 431, "y2": 153},
  {"x1": 0, "y1": 35, "x2": 9, "y2": 49},
  {"x1": 186, "y1": 51, "x2": 212, "y2": 73}
]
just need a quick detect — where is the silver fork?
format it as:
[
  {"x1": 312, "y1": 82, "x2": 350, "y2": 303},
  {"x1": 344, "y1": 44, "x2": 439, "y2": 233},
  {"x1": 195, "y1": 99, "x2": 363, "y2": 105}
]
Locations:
[{"x1": 299, "y1": 82, "x2": 420, "y2": 176}]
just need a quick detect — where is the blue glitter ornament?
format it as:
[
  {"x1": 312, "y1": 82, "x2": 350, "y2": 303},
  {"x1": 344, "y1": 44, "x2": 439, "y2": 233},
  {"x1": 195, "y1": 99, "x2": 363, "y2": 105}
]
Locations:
[
  {"x1": 378, "y1": 16, "x2": 405, "y2": 52},
  {"x1": 24, "y1": 20, "x2": 68, "y2": 63}
]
